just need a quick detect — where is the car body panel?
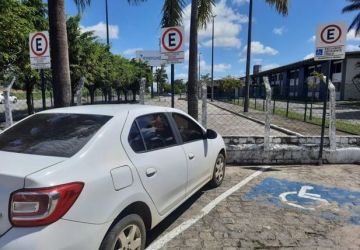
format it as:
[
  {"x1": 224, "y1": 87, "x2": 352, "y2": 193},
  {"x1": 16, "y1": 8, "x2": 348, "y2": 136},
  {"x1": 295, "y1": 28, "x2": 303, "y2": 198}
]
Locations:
[
  {"x1": 0, "y1": 104, "x2": 226, "y2": 248},
  {"x1": 121, "y1": 108, "x2": 188, "y2": 216}
]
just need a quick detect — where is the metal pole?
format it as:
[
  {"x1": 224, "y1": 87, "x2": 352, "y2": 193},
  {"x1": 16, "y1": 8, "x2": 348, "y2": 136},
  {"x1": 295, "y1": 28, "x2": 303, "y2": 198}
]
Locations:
[
  {"x1": 198, "y1": 52, "x2": 201, "y2": 81},
  {"x1": 318, "y1": 60, "x2": 331, "y2": 165},
  {"x1": 105, "y1": 0, "x2": 110, "y2": 46},
  {"x1": 40, "y1": 69, "x2": 46, "y2": 109},
  {"x1": 151, "y1": 66, "x2": 154, "y2": 98},
  {"x1": 171, "y1": 64, "x2": 175, "y2": 108},
  {"x1": 244, "y1": 0, "x2": 253, "y2": 112},
  {"x1": 211, "y1": 15, "x2": 216, "y2": 102}
]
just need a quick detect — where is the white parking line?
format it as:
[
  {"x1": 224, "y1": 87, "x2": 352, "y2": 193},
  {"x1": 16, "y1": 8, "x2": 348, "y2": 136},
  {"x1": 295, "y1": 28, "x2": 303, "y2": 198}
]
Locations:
[{"x1": 146, "y1": 166, "x2": 271, "y2": 250}]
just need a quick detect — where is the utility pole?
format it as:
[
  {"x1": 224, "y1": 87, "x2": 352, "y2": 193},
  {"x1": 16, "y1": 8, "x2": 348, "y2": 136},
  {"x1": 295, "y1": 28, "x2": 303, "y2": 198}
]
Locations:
[
  {"x1": 211, "y1": 15, "x2": 216, "y2": 102},
  {"x1": 244, "y1": 0, "x2": 253, "y2": 112},
  {"x1": 105, "y1": 0, "x2": 110, "y2": 46}
]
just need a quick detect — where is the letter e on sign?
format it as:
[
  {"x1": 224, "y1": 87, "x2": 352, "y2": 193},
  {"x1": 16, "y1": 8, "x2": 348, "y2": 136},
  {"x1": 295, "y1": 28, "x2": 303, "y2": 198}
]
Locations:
[
  {"x1": 316, "y1": 22, "x2": 347, "y2": 47},
  {"x1": 29, "y1": 31, "x2": 51, "y2": 69},
  {"x1": 161, "y1": 26, "x2": 184, "y2": 53}
]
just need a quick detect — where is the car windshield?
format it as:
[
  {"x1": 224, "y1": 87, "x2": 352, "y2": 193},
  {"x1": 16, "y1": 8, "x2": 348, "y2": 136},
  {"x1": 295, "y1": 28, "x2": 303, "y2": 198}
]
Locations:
[{"x1": 0, "y1": 113, "x2": 112, "y2": 157}]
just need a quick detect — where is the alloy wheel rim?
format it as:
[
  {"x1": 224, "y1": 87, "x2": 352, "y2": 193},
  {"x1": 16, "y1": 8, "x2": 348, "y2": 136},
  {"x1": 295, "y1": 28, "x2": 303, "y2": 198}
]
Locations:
[
  {"x1": 215, "y1": 156, "x2": 224, "y2": 183},
  {"x1": 115, "y1": 224, "x2": 142, "y2": 250}
]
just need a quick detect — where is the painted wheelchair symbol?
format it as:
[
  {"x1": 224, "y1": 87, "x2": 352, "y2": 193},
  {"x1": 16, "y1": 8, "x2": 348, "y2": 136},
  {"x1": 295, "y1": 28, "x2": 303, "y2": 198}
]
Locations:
[{"x1": 279, "y1": 185, "x2": 329, "y2": 211}]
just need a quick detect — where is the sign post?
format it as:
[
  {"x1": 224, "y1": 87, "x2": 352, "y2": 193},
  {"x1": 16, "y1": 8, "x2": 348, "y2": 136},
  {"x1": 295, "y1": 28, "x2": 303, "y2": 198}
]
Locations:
[
  {"x1": 161, "y1": 26, "x2": 185, "y2": 108},
  {"x1": 314, "y1": 22, "x2": 346, "y2": 164},
  {"x1": 29, "y1": 31, "x2": 51, "y2": 110}
]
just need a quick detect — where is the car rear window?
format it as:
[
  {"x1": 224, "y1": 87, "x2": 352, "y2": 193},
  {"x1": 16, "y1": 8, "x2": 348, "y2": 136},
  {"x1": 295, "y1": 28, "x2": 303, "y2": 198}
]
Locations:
[{"x1": 0, "y1": 113, "x2": 112, "y2": 157}]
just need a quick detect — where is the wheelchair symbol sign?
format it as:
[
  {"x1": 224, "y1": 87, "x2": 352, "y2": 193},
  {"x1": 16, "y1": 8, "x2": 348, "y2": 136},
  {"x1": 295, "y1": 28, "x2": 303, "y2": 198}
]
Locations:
[{"x1": 279, "y1": 185, "x2": 329, "y2": 211}]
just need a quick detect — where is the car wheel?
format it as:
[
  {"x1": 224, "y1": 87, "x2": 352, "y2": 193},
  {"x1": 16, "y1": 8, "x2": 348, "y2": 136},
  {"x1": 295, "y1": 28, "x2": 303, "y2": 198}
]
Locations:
[
  {"x1": 100, "y1": 214, "x2": 146, "y2": 250},
  {"x1": 209, "y1": 153, "x2": 226, "y2": 187}
]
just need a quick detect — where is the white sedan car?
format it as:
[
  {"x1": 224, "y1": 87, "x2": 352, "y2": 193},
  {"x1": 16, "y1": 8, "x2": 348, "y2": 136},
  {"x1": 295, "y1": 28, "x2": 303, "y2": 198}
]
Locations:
[
  {"x1": 0, "y1": 93, "x2": 17, "y2": 104},
  {"x1": 0, "y1": 104, "x2": 226, "y2": 250}
]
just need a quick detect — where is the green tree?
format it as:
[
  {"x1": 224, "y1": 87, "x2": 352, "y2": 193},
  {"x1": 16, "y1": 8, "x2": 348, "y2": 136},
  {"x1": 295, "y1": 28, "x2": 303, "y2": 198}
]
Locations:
[
  {"x1": 0, "y1": 0, "x2": 47, "y2": 114},
  {"x1": 47, "y1": 0, "x2": 145, "y2": 107},
  {"x1": 244, "y1": 0, "x2": 289, "y2": 112},
  {"x1": 220, "y1": 76, "x2": 244, "y2": 92},
  {"x1": 343, "y1": 0, "x2": 360, "y2": 35},
  {"x1": 161, "y1": 0, "x2": 215, "y2": 120},
  {"x1": 154, "y1": 67, "x2": 168, "y2": 94}
]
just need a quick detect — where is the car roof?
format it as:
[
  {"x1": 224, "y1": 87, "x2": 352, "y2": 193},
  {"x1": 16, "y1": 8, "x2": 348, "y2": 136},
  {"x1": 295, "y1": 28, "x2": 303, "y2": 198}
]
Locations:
[{"x1": 39, "y1": 104, "x2": 181, "y2": 117}]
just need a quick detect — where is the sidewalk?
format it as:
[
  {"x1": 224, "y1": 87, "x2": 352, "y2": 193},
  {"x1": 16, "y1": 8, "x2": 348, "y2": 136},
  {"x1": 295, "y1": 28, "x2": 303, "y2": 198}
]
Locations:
[{"x1": 211, "y1": 101, "x2": 350, "y2": 136}]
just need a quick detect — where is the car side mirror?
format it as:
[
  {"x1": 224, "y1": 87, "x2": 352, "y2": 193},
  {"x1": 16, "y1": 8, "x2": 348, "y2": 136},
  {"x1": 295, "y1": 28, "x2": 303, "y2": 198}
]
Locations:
[{"x1": 204, "y1": 129, "x2": 217, "y2": 140}]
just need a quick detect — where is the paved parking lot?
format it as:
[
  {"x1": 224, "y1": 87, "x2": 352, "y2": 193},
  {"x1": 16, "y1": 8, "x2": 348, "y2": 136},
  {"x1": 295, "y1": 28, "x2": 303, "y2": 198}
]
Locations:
[{"x1": 146, "y1": 164, "x2": 360, "y2": 249}]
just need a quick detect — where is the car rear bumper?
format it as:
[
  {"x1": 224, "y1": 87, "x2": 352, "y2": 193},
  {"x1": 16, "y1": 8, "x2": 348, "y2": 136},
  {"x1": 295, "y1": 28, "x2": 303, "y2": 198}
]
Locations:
[{"x1": 0, "y1": 219, "x2": 111, "y2": 250}]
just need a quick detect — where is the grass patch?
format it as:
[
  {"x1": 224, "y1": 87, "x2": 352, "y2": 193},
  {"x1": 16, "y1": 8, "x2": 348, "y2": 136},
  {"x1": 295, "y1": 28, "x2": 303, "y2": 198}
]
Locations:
[{"x1": 226, "y1": 99, "x2": 360, "y2": 135}]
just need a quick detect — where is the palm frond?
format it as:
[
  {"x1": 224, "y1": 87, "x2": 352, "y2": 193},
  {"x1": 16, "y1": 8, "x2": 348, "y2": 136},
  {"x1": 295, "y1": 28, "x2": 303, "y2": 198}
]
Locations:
[
  {"x1": 127, "y1": 0, "x2": 147, "y2": 6},
  {"x1": 198, "y1": 0, "x2": 215, "y2": 29},
  {"x1": 161, "y1": 0, "x2": 186, "y2": 27},
  {"x1": 348, "y1": 12, "x2": 360, "y2": 34},
  {"x1": 73, "y1": 0, "x2": 91, "y2": 13},
  {"x1": 342, "y1": 0, "x2": 360, "y2": 13},
  {"x1": 265, "y1": 0, "x2": 289, "y2": 16}
]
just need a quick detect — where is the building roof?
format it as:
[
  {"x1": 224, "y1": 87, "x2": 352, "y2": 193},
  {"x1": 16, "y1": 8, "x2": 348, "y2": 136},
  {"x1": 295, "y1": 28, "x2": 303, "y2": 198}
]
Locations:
[{"x1": 253, "y1": 51, "x2": 360, "y2": 77}]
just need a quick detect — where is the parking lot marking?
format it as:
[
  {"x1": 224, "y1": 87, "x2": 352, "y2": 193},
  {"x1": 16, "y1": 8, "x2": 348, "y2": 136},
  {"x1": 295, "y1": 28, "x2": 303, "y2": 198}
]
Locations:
[
  {"x1": 279, "y1": 185, "x2": 329, "y2": 211},
  {"x1": 147, "y1": 166, "x2": 271, "y2": 250},
  {"x1": 244, "y1": 177, "x2": 360, "y2": 225}
]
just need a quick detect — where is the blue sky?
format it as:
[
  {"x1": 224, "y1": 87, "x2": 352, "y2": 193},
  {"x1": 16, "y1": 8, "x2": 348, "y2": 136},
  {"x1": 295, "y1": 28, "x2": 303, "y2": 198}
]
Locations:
[{"x1": 64, "y1": 0, "x2": 360, "y2": 80}]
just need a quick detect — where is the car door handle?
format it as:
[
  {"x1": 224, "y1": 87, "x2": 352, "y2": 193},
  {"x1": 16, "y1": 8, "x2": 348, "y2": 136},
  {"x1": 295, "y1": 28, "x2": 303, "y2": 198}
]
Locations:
[
  {"x1": 188, "y1": 153, "x2": 195, "y2": 160},
  {"x1": 146, "y1": 168, "x2": 157, "y2": 177}
]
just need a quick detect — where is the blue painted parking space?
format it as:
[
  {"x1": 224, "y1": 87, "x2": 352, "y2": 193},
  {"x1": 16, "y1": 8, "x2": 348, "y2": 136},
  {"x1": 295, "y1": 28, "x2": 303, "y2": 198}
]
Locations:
[{"x1": 244, "y1": 177, "x2": 360, "y2": 225}]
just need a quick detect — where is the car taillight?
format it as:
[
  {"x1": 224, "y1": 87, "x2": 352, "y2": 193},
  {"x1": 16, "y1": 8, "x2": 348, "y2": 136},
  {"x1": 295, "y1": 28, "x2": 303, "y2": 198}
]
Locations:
[{"x1": 10, "y1": 182, "x2": 84, "y2": 227}]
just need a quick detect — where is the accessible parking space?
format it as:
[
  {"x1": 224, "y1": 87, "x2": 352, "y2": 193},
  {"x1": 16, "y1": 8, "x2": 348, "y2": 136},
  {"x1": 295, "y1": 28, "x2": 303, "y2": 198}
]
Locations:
[{"x1": 146, "y1": 164, "x2": 360, "y2": 250}]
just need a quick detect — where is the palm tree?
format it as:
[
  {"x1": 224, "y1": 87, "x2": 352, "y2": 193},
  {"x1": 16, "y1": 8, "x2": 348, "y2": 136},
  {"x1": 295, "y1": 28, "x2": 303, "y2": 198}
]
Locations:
[
  {"x1": 343, "y1": 0, "x2": 360, "y2": 35},
  {"x1": 161, "y1": 0, "x2": 215, "y2": 120},
  {"x1": 48, "y1": 0, "x2": 144, "y2": 108},
  {"x1": 243, "y1": 0, "x2": 288, "y2": 112},
  {"x1": 154, "y1": 67, "x2": 168, "y2": 94}
]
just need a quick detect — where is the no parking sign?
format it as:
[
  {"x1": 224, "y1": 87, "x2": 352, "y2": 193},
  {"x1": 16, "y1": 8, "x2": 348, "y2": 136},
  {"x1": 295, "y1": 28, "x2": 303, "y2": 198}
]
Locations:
[
  {"x1": 315, "y1": 22, "x2": 347, "y2": 61},
  {"x1": 160, "y1": 26, "x2": 185, "y2": 64},
  {"x1": 29, "y1": 31, "x2": 51, "y2": 69}
]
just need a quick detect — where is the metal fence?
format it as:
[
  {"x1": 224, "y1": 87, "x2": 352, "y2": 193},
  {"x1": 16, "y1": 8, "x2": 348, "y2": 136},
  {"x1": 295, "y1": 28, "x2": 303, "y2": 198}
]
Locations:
[{"x1": 1, "y1": 77, "x2": 360, "y2": 164}]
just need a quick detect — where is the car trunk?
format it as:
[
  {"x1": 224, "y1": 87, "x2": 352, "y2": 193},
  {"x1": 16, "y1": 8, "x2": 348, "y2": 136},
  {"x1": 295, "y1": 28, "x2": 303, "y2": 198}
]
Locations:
[{"x1": 0, "y1": 151, "x2": 65, "y2": 236}]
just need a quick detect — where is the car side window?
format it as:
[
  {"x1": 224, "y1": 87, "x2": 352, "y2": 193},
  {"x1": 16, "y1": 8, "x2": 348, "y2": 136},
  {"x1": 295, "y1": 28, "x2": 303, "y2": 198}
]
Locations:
[
  {"x1": 172, "y1": 113, "x2": 204, "y2": 143},
  {"x1": 136, "y1": 113, "x2": 177, "y2": 151},
  {"x1": 128, "y1": 122, "x2": 146, "y2": 153}
]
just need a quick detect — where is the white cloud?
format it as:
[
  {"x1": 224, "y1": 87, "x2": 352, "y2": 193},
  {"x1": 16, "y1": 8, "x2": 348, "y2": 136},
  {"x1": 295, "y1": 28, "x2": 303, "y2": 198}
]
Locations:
[
  {"x1": 243, "y1": 41, "x2": 279, "y2": 56},
  {"x1": 308, "y1": 35, "x2": 316, "y2": 43},
  {"x1": 175, "y1": 73, "x2": 188, "y2": 80},
  {"x1": 81, "y1": 22, "x2": 119, "y2": 39},
  {"x1": 346, "y1": 44, "x2": 360, "y2": 52},
  {"x1": 347, "y1": 29, "x2": 360, "y2": 41},
  {"x1": 262, "y1": 63, "x2": 280, "y2": 71},
  {"x1": 232, "y1": 0, "x2": 249, "y2": 5},
  {"x1": 122, "y1": 48, "x2": 143, "y2": 56},
  {"x1": 304, "y1": 53, "x2": 315, "y2": 60},
  {"x1": 182, "y1": 0, "x2": 247, "y2": 49},
  {"x1": 202, "y1": 37, "x2": 241, "y2": 49},
  {"x1": 200, "y1": 59, "x2": 232, "y2": 73},
  {"x1": 273, "y1": 27, "x2": 286, "y2": 35}
]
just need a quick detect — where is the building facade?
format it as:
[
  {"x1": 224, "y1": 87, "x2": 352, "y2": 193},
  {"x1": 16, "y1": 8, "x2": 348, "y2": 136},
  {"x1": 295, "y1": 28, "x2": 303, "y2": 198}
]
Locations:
[{"x1": 242, "y1": 51, "x2": 360, "y2": 101}]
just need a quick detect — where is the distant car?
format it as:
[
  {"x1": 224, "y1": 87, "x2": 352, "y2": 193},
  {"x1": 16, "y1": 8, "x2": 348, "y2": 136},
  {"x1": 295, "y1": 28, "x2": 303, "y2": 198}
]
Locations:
[
  {"x1": 0, "y1": 92, "x2": 17, "y2": 104},
  {"x1": 0, "y1": 104, "x2": 226, "y2": 250}
]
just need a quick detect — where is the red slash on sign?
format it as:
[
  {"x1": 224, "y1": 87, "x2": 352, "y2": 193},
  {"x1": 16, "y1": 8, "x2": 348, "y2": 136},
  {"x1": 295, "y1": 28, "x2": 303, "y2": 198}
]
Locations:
[
  {"x1": 320, "y1": 24, "x2": 342, "y2": 44},
  {"x1": 30, "y1": 32, "x2": 48, "y2": 57}
]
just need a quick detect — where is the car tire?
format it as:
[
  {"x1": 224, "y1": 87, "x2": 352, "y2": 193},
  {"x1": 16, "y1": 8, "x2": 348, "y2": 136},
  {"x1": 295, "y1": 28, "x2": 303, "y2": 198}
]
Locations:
[
  {"x1": 100, "y1": 214, "x2": 146, "y2": 250},
  {"x1": 209, "y1": 153, "x2": 226, "y2": 188}
]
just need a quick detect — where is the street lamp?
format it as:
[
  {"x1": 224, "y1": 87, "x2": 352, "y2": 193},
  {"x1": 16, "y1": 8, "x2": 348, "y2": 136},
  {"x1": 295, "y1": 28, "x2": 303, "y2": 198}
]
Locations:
[
  {"x1": 244, "y1": 0, "x2": 253, "y2": 112},
  {"x1": 198, "y1": 52, "x2": 201, "y2": 82},
  {"x1": 211, "y1": 15, "x2": 216, "y2": 102},
  {"x1": 105, "y1": 0, "x2": 110, "y2": 46}
]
